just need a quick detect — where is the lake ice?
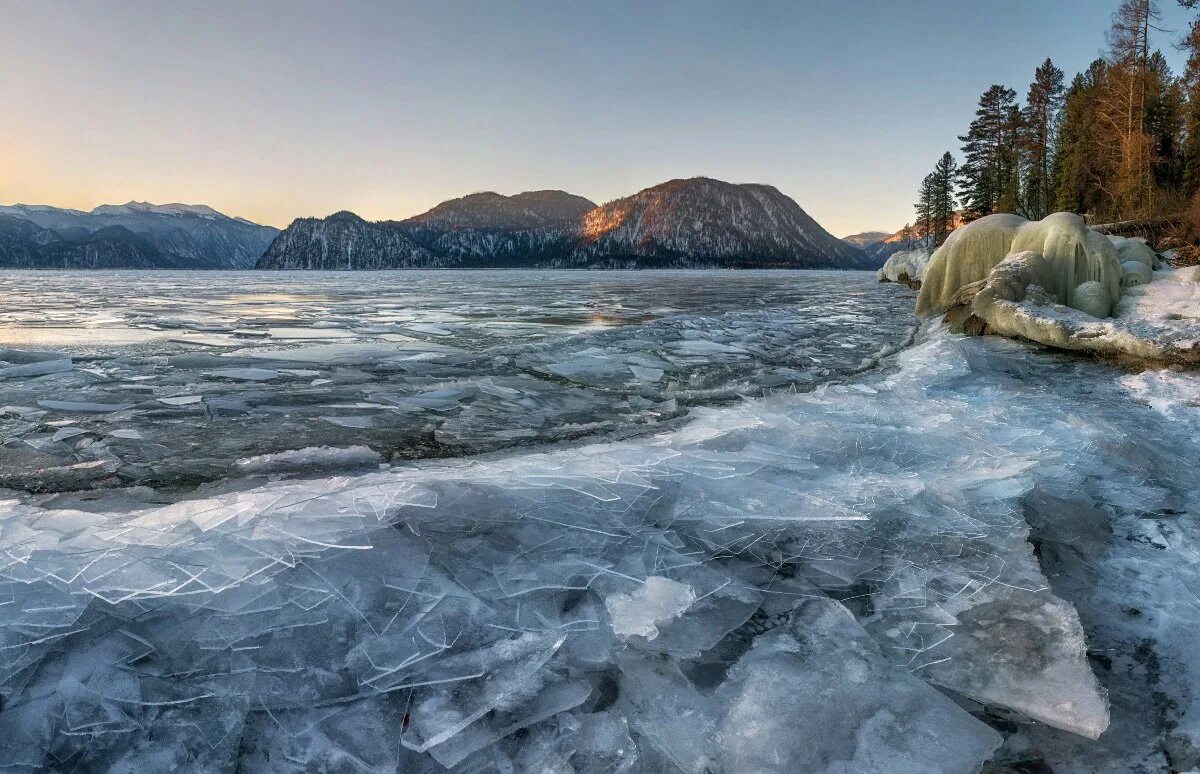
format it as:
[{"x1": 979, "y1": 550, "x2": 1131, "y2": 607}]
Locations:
[{"x1": 0, "y1": 270, "x2": 1197, "y2": 771}]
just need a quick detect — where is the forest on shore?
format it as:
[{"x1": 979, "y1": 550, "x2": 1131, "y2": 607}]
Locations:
[{"x1": 910, "y1": 0, "x2": 1200, "y2": 261}]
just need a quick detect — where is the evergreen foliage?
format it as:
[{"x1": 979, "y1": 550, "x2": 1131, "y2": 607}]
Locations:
[
  {"x1": 919, "y1": 0, "x2": 1200, "y2": 232},
  {"x1": 912, "y1": 153, "x2": 958, "y2": 248}
]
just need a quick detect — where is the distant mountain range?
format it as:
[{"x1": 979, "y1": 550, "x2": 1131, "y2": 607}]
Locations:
[
  {"x1": 841, "y1": 214, "x2": 968, "y2": 262},
  {"x1": 0, "y1": 180, "x2": 877, "y2": 270},
  {"x1": 0, "y1": 202, "x2": 278, "y2": 269},
  {"x1": 0, "y1": 215, "x2": 207, "y2": 269},
  {"x1": 259, "y1": 178, "x2": 874, "y2": 270},
  {"x1": 841, "y1": 231, "x2": 892, "y2": 249},
  {"x1": 841, "y1": 228, "x2": 920, "y2": 262}
]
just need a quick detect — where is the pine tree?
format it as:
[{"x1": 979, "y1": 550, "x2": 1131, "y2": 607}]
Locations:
[
  {"x1": 958, "y1": 85, "x2": 1023, "y2": 220},
  {"x1": 1021, "y1": 59, "x2": 1065, "y2": 220},
  {"x1": 1054, "y1": 61, "x2": 1112, "y2": 216},
  {"x1": 930, "y1": 152, "x2": 959, "y2": 247},
  {"x1": 913, "y1": 154, "x2": 958, "y2": 249},
  {"x1": 915, "y1": 173, "x2": 935, "y2": 244},
  {"x1": 1145, "y1": 51, "x2": 1184, "y2": 201},
  {"x1": 1180, "y1": 18, "x2": 1200, "y2": 198}
]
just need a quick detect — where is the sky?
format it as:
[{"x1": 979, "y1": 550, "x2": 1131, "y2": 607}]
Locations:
[{"x1": 1, "y1": 1, "x2": 1196, "y2": 236}]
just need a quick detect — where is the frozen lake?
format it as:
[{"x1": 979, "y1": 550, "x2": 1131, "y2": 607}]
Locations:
[
  {"x1": 0, "y1": 270, "x2": 916, "y2": 491},
  {"x1": 2, "y1": 270, "x2": 1199, "y2": 771}
]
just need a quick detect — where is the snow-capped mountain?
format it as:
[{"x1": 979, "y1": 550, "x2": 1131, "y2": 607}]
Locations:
[
  {"x1": 258, "y1": 178, "x2": 872, "y2": 270},
  {"x1": 90, "y1": 202, "x2": 224, "y2": 218},
  {"x1": 0, "y1": 202, "x2": 278, "y2": 268},
  {"x1": 0, "y1": 214, "x2": 203, "y2": 269}
]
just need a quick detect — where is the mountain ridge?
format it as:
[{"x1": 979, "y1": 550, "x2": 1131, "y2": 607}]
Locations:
[
  {"x1": 0, "y1": 214, "x2": 208, "y2": 269},
  {"x1": 259, "y1": 178, "x2": 873, "y2": 270},
  {"x1": 842, "y1": 213, "x2": 968, "y2": 262},
  {"x1": 0, "y1": 201, "x2": 278, "y2": 268},
  {"x1": 841, "y1": 231, "x2": 891, "y2": 249}
]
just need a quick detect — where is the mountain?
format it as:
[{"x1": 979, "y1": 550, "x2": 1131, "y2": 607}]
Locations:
[
  {"x1": 256, "y1": 211, "x2": 442, "y2": 271},
  {"x1": 0, "y1": 201, "x2": 278, "y2": 268},
  {"x1": 402, "y1": 190, "x2": 597, "y2": 266},
  {"x1": 258, "y1": 178, "x2": 873, "y2": 270},
  {"x1": 841, "y1": 231, "x2": 890, "y2": 249},
  {"x1": 854, "y1": 212, "x2": 969, "y2": 263},
  {"x1": 407, "y1": 190, "x2": 596, "y2": 231},
  {"x1": 0, "y1": 214, "x2": 200, "y2": 269},
  {"x1": 258, "y1": 190, "x2": 591, "y2": 270},
  {"x1": 568, "y1": 178, "x2": 869, "y2": 268}
]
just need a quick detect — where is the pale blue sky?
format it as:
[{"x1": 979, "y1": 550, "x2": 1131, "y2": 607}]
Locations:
[{"x1": 1, "y1": 1, "x2": 1194, "y2": 235}]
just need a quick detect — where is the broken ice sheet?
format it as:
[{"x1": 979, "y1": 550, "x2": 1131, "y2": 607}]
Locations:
[
  {"x1": 5, "y1": 271, "x2": 1191, "y2": 770},
  {"x1": 606, "y1": 576, "x2": 696, "y2": 640},
  {"x1": 710, "y1": 597, "x2": 1002, "y2": 773}
]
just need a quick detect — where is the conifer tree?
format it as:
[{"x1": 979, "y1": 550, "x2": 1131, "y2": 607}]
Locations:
[
  {"x1": 930, "y1": 152, "x2": 959, "y2": 247},
  {"x1": 1146, "y1": 51, "x2": 1184, "y2": 199},
  {"x1": 914, "y1": 154, "x2": 958, "y2": 248},
  {"x1": 915, "y1": 173, "x2": 935, "y2": 243},
  {"x1": 1179, "y1": 17, "x2": 1200, "y2": 198},
  {"x1": 1098, "y1": 0, "x2": 1161, "y2": 217},
  {"x1": 1021, "y1": 59, "x2": 1065, "y2": 220},
  {"x1": 958, "y1": 85, "x2": 1023, "y2": 220},
  {"x1": 1054, "y1": 61, "x2": 1112, "y2": 216}
]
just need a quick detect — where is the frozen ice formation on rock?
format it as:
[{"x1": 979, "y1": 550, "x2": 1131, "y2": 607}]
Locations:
[
  {"x1": 877, "y1": 248, "x2": 932, "y2": 285},
  {"x1": 917, "y1": 212, "x2": 1200, "y2": 365},
  {"x1": 918, "y1": 212, "x2": 1122, "y2": 318},
  {"x1": 1110, "y1": 235, "x2": 1161, "y2": 270},
  {"x1": 1120, "y1": 260, "x2": 1153, "y2": 288},
  {"x1": 974, "y1": 257, "x2": 1200, "y2": 365}
]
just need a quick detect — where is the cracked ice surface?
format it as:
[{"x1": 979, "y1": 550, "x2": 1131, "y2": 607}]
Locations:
[
  {"x1": 1, "y1": 271, "x2": 1198, "y2": 771},
  {"x1": 0, "y1": 270, "x2": 915, "y2": 492}
]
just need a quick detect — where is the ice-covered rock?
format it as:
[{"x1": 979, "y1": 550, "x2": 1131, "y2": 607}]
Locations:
[
  {"x1": 918, "y1": 213, "x2": 1122, "y2": 319},
  {"x1": 877, "y1": 248, "x2": 932, "y2": 286},
  {"x1": 1120, "y1": 260, "x2": 1153, "y2": 288},
  {"x1": 913, "y1": 212, "x2": 1200, "y2": 365},
  {"x1": 973, "y1": 257, "x2": 1200, "y2": 365},
  {"x1": 1110, "y1": 235, "x2": 1160, "y2": 270}
]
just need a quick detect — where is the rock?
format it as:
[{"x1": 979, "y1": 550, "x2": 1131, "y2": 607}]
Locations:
[{"x1": 918, "y1": 213, "x2": 1121, "y2": 320}]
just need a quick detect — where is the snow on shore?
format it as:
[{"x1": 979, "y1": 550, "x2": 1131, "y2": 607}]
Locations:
[
  {"x1": 877, "y1": 248, "x2": 931, "y2": 284},
  {"x1": 974, "y1": 258, "x2": 1200, "y2": 365}
]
